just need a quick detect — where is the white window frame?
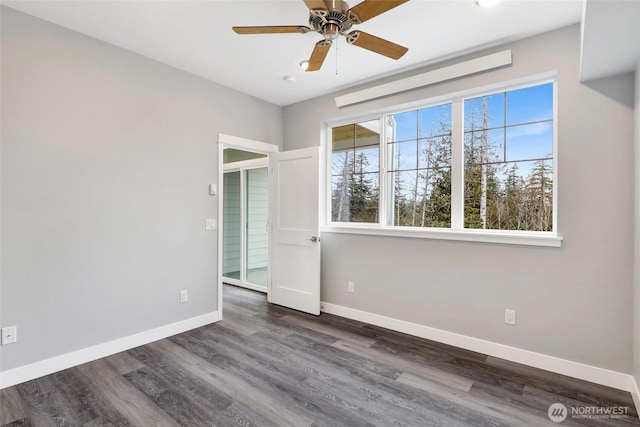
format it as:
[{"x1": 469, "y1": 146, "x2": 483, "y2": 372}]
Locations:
[{"x1": 323, "y1": 73, "x2": 562, "y2": 248}]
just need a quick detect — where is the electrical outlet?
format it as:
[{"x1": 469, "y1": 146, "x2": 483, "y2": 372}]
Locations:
[
  {"x1": 505, "y1": 309, "x2": 516, "y2": 325},
  {"x1": 180, "y1": 290, "x2": 188, "y2": 303},
  {"x1": 347, "y1": 281, "x2": 355, "y2": 293},
  {"x1": 1, "y1": 326, "x2": 17, "y2": 345}
]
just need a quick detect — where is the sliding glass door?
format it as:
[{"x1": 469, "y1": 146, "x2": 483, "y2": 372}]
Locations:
[
  {"x1": 222, "y1": 153, "x2": 268, "y2": 291},
  {"x1": 245, "y1": 168, "x2": 268, "y2": 287}
]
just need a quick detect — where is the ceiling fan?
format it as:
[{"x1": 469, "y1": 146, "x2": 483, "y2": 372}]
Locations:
[{"x1": 232, "y1": 0, "x2": 409, "y2": 72}]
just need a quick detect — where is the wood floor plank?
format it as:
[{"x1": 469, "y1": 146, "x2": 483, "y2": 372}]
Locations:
[
  {"x1": 147, "y1": 338, "x2": 315, "y2": 427},
  {"x1": 1, "y1": 419, "x2": 32, "y2": 427},
  {"x1": 280, "y1": 314, "x2": 377, "y2": 347},
  {"x1": 217, "y1": 315, "x2": 260, "y2": 337},
  {"x1": 124, "y1": 367, "x2": 224, "y2": 426},
  {"x1": 13, "y1": 377, "x2": 85, "y2": 427},
  {"x1": 50, "y1": 367, "x2": 131, "y2": 426},
  {"x1": 75, "y1": 359, "x2": 180, "y2": 426},
  {"x1": 125, "y1": 343, "x2": 234, "y2": 413},
  {"x1": 333, "y1": 339, "x2": 474, "y2": 393},
  {"x1": 0, "y1": 388, "x2": 28, "y2": 425},
  {"x1": 103, "y1": 351, "x2": 146, "y2": 375}
]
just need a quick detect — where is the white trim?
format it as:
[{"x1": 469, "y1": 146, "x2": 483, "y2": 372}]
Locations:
[
  {"x1": 320, "y1": 302, "x2": 635, "y2": 393},
  {"x1": 217, "y1": 140, "x2": 225, "y2": 317},
  {"x1": 0, "y1": 311, "x2": 219, "y2": 390},
  {"x1": 223, "y1": 157, "x2": 268, "y2": 172},
  {"x1": 335, "y1": 50, "x2": 512, "y2": 108},
  {"x1": 218, "y1": 133, "x2": 280, "y2": 154},
  {"x1": 321, "y1": 226, "x2": 562, "y2": 247}
]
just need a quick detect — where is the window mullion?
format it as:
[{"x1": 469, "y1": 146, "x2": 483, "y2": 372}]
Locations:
[
  {"x1": 450, "y1": 100, "x2": 464, "y2": 230},
  {"x1": 379, "y1": 117, "x2": 387, "y2": 226}
]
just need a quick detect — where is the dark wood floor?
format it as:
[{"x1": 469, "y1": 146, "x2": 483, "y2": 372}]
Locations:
[{"x1": 2, "y1": 284, "x2": 639, "y2": 426}]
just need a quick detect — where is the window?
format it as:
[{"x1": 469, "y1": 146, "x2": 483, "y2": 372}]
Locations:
[
  {"x1": 387, "y1": 104, "x2": 452, "y2": 227},
  {"x1": 464, "y1": 83, "x2": 553, "y2": 231},
  {"x1": 331, "y1": 120, "x2": 380, "y2": 223},
  {"x1": 328, "y1": 80, "x2": 558, "y2": 244}
]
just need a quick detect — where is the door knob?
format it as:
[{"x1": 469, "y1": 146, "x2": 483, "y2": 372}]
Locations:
[{"x1": 306, "y1": 236, "x2": 320, "y2": 242}]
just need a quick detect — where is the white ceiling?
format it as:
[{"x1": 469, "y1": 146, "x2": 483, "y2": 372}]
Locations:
[{"x1": 3, "y1": 0, "x2": 584, "y2": 106}]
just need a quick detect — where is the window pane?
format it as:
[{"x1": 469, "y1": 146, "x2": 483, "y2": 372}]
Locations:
[
  {"x1": 331, "y1": 120, "x2": 380, "y2": 223},
  {"x1": 419, "y1": 136, "x2": 451, "y2": 169},
  {"x1": 464, "y1": 129, "x2": 505, "y2": 165},
  {"x1": 419, "y1": 104, "x2": 451, "y2": 137},
  {"x1": 479, "y1": 161, "x2": 553, "y2": 231},
  {"x1": 506, "y1": 83, "x2": 553, "y2": 125},
  {"x1": 464, "y1": 93, "x2": 504, "y2": 131},
  {"x1": 355, "y1": 146, "x2": 379, "y2": 173},
  {"x1": 464, "y1": 82, "x2": 554, "y2": 232},
  {"x1": 332, "y1": 124, "x2": 355, "y2": 152},
  {"x1": 388, "y1": 140, "x2": 418, "y2": 171},
  {"x1": 355, "y1": 120, "x2": 381, "y2": 148},
  {"x1": 332, "y1": 173, "x2": 379, "y2": 223},
  {"x1": 389, "y1": 168, "x2": 451, "y2": 227},
  {"x1": 505, "y1": 122, "x2": 553, "y2": 161},
  {"x1": 332, "y1": 150, "x2": 353, "y2": 176},
  {"x1": 389, "y1": 110, "x2": 417, "y2": 142}
]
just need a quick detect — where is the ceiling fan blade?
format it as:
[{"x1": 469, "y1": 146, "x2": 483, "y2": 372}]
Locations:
[
  {"x1": 232, "y1": 26, "x2": 310, "y2": 34},
  {"x1": 346, "y1": 31, "x2": 408, "y2": 59},
  {"x1": 347, "y1": 0, "x2": 409, "y2": 24},
  {"x1": 303, "y1": 0, "x2": 327, "y2": 10},
  {"x1": 306, "y1": 40, "x2": 332, "y2": 71}
]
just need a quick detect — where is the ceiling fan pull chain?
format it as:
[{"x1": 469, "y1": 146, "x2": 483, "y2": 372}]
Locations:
[{"x1": 335, "y1": 38, "x2": 339, "y2": 76}]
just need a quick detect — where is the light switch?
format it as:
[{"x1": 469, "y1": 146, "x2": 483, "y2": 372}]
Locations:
[
  {"x1": 209, "y1": 184, "x2": 217, "y2": 196},
  {"x1": 1, "y1": 326, "x2": 17, "y2": 345},
  {"x1": 205, "y1": 219, "x2": 216, "y2": 230}
]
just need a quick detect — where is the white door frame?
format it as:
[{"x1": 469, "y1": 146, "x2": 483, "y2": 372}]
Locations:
[{"x1": 217, "y1": 133, "x2": 279, "y2": 317}]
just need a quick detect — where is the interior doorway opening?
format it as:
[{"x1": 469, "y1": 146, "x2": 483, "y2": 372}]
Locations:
[{"x1": 222, "y1": 149, "x2": 269, "y2": 292}]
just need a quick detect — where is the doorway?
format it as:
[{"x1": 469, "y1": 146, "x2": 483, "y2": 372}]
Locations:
[
  {"x1": 216, "y1": 133, "x2": 321, "y2": 317},
  {"x1": 222, "y1": 149, "x2": 268, "y2": 292}
]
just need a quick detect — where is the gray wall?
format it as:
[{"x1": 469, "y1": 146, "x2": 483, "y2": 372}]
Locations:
[
  {"x1": 0, "y1": 7, "x2": 282, "y2": 371},
  {"x1": 635, "y1": 63, "x2": 640, "y2": 387},
  {"x1": 284, "y1": 25, "x2": 635, "y2": 373}
]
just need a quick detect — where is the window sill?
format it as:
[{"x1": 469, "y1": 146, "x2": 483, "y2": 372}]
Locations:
[{"x1": 321, "y1": 225, "x2": 562, "y2": 248}]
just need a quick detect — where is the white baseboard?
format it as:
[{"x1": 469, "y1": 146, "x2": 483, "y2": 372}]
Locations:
[
  {"x1": 321, "y1": 302, "x2": 637, "y2": 393},
  {"x1": 0, "y1": 311, "x2": 220, "y2": 390}
]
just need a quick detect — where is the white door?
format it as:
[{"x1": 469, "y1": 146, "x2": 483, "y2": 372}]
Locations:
[{"x1": 269, "y1": 147, "x2": 321, "y2": 315}]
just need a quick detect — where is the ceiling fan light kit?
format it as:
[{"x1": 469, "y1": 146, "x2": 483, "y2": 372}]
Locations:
[{"x1": 232, "y1": 0, "x2": 410, "y2": 72}]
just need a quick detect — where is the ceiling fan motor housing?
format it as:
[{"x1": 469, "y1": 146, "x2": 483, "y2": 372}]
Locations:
[{"x1": 309, "y1": 0, "x2": 354, "y2": 40}]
